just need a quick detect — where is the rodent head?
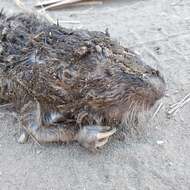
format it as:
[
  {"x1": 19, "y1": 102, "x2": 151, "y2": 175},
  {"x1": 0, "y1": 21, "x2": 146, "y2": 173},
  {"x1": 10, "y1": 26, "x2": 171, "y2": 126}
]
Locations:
[{"x1": 85, "y1": 48, "x2": 165, "y2": 124}]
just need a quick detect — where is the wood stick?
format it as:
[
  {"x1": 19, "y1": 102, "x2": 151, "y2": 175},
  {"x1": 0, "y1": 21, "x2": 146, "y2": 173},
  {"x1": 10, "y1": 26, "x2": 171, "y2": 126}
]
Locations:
[
  {"x1": 68, "y1": 1, "x2": 103, "y2": 6},
  {"x1": 44, "y1": 0, "x2": 83, "y2": 10},
  {"x1": 14, "y1": 0, "x2": 26, "y2": 9},
  {"x1": 168, "y1": 92, "x2": 190, "y2": 115},
  {"x1": 168, "y1": 97, "x2": 190, "y2": 115},
  {"x1": 45, "y1": 1, "x2": 102, "y2": 10},
  {"x1": 59, "y1": 20, "x2": 80, "y2": 24},
  {"x1": 169, "y1": 92, "x2": 190, "y2": 109},
  {"x1": 35, "y1": 0, "x2": 62, "y2": 7},
  {"x1": 151, "y1": 102, "x2": 163, "y2": 120}
]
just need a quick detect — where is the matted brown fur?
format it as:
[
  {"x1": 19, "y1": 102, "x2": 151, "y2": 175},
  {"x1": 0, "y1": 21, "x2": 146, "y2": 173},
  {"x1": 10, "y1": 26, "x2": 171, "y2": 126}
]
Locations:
[{"x1": 0, "y1": 12, "x2": 165, "y2": 133}]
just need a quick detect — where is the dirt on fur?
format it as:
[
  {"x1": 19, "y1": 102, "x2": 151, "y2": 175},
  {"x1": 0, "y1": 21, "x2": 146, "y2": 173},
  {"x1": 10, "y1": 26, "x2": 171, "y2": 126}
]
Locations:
[{"x1": 0, "y1": 0, "x2": 190, "y2": 190}]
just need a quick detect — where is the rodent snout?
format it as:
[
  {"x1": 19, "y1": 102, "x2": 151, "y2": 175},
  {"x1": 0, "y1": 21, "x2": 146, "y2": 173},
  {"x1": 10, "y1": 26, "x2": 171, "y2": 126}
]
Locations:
[
  {"x1": 147, "y1": 68, "x2": 165, "y2": 84},
  {"x1": 147, "y1": 67, "x2": 161, "y2": 77},
  {"x1": 151, "y1": 69, "x2": 160, "y2": 77}
]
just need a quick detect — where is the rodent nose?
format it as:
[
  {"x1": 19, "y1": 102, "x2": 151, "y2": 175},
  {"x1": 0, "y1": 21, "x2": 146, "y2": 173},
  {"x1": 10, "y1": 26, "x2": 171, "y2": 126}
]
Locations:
[
  {"x1": 156, "y1": 70, "x2": 160, "y2": 77},
  {"x1": 151, "y1": 69, "x2": 160, "y2": 77}
]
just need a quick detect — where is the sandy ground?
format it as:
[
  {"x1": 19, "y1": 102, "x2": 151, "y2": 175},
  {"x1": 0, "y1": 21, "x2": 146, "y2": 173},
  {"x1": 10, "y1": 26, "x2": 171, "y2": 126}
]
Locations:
[{"x1": 0, "y1": 0, "x2": 190, "y2": 189}]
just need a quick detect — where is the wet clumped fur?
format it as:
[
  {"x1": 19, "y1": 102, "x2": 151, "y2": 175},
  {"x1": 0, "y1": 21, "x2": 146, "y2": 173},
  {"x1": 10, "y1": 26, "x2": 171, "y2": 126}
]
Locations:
[{"x1": 0, "y1": 12, "x2": 165, "y2": 151}]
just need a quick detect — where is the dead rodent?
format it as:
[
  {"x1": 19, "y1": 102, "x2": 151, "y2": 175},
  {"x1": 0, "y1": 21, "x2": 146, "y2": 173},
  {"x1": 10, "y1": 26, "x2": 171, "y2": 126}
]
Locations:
[{"x1": 0, "y1": 12, "x2": 165, "y2": 151}]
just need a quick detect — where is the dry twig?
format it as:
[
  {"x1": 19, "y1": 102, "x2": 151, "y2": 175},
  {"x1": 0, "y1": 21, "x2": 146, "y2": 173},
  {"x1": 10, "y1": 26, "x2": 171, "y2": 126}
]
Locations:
[
  {"x1": 44, "y1": 0, "x2": 84, "y2": 10},
  {"x1": 152, "y1": 102, "x2": 163, "y2": 120},
  {"x1": 168, "y1": 92, "x2": 190, "y2": 115},
  {"x1": 14, "y1": 0, "x2": 26, "y2": 9},
  {"x1": 35, "y1": 0, "x2": 62, "y2": 7},
  {"x1": 35, "y1": 0, "x2": 102, "y2": 10}
]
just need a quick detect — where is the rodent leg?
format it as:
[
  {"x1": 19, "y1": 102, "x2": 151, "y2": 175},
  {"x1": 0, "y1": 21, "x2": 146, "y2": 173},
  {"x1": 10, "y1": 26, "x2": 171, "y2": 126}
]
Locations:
[
  {"x1": 43, "y1": 111, "x2": 64, "y2": 125},
  {"x1": 19, "y1": 101, "x2": 76, "y2": 144},
  {"x1": 76, "y1": 125, "x2": 117, "y2": 152}
]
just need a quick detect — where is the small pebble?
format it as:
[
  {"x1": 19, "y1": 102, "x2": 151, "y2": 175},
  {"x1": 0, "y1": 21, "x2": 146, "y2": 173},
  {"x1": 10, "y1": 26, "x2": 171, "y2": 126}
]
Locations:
[
  {"x1": 168, "y1": 162, "x2": 173, "y2": 166},
  {"x1": 36, "y1": 150, "x2": 42, "y2": 155},
  {"x1": 156, "y1": 140, "x2": 164, "y2": 145},
  {"x1": 157, "y1": 27, "x2": 162, "y2": 31}
]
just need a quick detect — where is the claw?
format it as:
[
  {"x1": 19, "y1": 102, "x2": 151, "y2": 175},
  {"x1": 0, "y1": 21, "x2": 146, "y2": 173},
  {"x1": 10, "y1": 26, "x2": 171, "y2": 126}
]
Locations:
[
  {"x1": 18, "y1": 131, "x2": 29, "y2": 144},
  {"x1": 76, "y1": 125, "x2": 117, "y2": 151},
  {"x1": 96, "y1": 138, "x2": 108, "y2": 148},
  {"x1": 97, "y1": 127, "x2": 116, "y2": 139}
]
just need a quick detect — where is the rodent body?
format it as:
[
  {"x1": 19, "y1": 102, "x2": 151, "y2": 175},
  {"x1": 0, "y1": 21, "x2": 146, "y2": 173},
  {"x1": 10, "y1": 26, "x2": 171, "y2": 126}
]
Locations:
[{"x1": 0, "y1": 12, "x2": 165, "y2": 151}]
